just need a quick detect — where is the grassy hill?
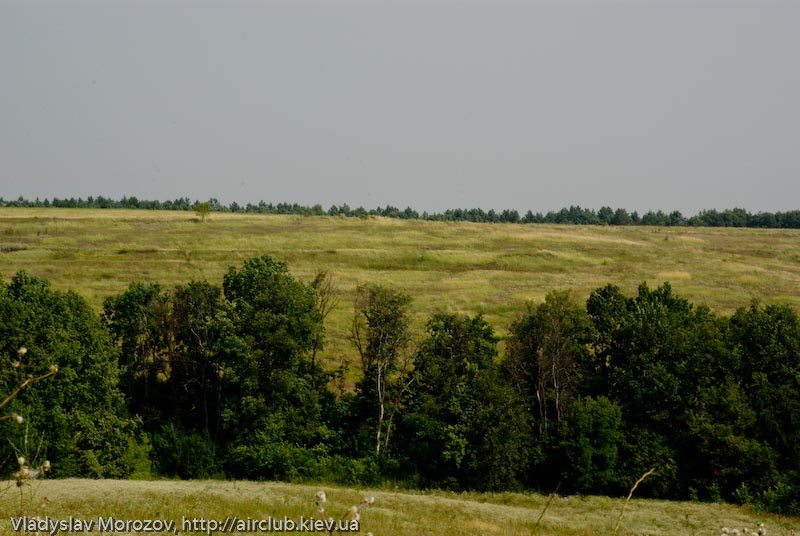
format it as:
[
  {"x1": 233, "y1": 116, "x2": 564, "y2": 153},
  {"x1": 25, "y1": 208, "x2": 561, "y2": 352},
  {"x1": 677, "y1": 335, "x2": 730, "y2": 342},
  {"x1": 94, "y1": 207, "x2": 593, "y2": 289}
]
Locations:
[
  {"x1": 2, "y1": 208, "x2": 800, "y2": 367},
  {"x1": 3, "y1": 209, "x2": 800, "y2": 533},
  {"x1": 2, "y1": 479, "x2": 797, "y2": 536}
]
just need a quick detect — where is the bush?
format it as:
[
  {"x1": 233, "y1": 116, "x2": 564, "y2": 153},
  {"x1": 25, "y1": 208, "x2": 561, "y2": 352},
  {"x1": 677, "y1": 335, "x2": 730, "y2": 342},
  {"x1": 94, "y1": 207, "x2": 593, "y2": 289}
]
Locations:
[
  {"x1": 324, "y1": 455, "x2": 381, "y2": 486},
  {"x1": 226, "y1": 432, "x2": 325, "y2": 482},
  {"x1": 753, "y1": 474, "x2": 800, "y2": 516},
  {"x1": 151, "y1": 423, "x2": 221, "y2": 479}
]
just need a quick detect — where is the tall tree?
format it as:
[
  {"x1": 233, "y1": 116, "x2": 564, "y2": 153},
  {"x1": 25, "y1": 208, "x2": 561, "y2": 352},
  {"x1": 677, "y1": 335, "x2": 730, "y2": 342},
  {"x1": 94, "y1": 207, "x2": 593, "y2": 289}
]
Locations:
[
  {"x1": 103, "y1": 282, "x2": 172, "y2": 423},
  {"x1": 169, "y1": 280, "x2": 230, "y2": 438},
  {"x1": 506, "y1": 290, "x2": 591, "y2": 437},
  {"x1": 351, "y1": 284, "x2": 412, "y2": 459},
  {"x1": 221, "y1": 256, "x2": 327, "y2": 478},
  {"x1": 401, "y1": 313, "x2": 530, "y2": 490}
]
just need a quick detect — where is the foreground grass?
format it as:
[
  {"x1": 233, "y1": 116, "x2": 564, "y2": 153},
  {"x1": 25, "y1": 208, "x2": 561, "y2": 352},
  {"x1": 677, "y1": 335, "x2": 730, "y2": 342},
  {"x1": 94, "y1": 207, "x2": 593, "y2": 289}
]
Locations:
[
  {"x1": 1, "y1": 479, "x2": 798, "y2": 536},
  {"x1": 2, "y1": 208, "x2": 800, "y2": 369}
]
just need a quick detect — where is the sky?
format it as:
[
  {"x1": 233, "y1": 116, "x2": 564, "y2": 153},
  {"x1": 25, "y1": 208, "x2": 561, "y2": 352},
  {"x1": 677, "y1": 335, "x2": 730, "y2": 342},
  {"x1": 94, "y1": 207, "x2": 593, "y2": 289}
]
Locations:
[{"x1": 1, "y1": 0, "x2": 798, "y2": 216}]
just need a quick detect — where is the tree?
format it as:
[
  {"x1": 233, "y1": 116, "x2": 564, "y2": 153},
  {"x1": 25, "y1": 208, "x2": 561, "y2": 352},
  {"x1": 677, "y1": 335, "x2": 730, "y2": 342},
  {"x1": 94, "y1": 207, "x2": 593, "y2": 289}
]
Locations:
[
  {"x1": 223, "y1": 256, "x2": 322, "y2": 375},
  {"x1": 1, "y1": 272, "x2": 145, "y2": 478},
  {"x1": 727, "y1": 302, "x2": 800, "y2": 485},
  {"x1": 102, "y1": 282, "x2": 172, "y2": 421},
  {"x1": 400, "y1": 313, "x2": 530, "y2": 490},
  {"x1": 585, "y1": 281, "x2": 745, "y2": 498},
  {"x1": 169, "y1": 280, "x2": 230, "y2": 438},
  {"x1": 504, "y1": 290, "x2": 592, "y2": 488},
  {"x1": 194, "y1": 201, "x2": 212, "y2": 221},
  {"x1": 351, "y1": 284, "x2": 412, "y2": 459},
  {"x1": 505, "y1": 290, "x2": 591, "y2": 436},
  {"x1": 560, "y1": 396, "x2": 623, "y2": 493},
  {"x1": 611, "y1": 208, "x2": 632, "y2": 225},
  {"x1": 221, "y1": 256, "x2": 328, "y2": 478}
]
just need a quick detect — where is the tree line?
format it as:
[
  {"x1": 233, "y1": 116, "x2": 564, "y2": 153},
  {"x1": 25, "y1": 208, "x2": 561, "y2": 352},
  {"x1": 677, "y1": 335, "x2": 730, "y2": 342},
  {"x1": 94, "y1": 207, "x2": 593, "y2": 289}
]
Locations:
[
  {"x1": 3, "y1": 196, "x2": 800, "y2": 228},
  {"x1": 2, "y1": 256, "x2": 800, "y2": 515}
]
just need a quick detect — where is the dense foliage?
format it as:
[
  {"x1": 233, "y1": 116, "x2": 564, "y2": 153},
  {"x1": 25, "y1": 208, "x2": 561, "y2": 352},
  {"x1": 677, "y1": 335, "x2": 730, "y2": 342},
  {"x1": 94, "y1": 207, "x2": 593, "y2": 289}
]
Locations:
[
  {"x1": 0, "y1": 272, "x2": 146, "y2": 478},
  {"x1": 3, "y1": 196, "x2": 800, "y2": 228},
  {"x1": 3, "y1": 256, "x2": 800, "y2": 515}
]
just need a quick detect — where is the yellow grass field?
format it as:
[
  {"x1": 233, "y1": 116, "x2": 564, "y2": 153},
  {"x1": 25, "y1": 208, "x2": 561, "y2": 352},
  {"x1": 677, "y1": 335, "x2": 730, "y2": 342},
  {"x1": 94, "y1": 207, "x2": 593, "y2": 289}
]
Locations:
[
  {"x1": 2, "y1": 478, "x2": 798, "y2": 536},
  {"x1": 2, "y1": 208, "x2": 800, "y2": 368}
]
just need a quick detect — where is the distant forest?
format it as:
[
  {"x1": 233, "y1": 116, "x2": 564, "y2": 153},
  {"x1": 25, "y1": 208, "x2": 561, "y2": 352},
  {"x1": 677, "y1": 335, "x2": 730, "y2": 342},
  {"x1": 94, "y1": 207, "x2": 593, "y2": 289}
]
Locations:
[{"x1": 3, "y1": 195, "x2": 800, "y2": 228}]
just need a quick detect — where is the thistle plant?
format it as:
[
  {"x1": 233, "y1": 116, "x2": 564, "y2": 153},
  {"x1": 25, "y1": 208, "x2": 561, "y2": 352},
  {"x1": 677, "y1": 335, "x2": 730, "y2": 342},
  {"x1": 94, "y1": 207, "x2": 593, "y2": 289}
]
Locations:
[
  {"x1": 13, "y1": 455, "x2": 51, "y2": 487},
  {"x1": 1, "y1": 347, "x2": 59, "y2": 416},
  {"x1": 723, "y1": 523, "x2": 775, "y2": 536},
  {"x1": 2, "y1": 346, "x2": 58, "y2": 506},
  {"x1": 313, "y1": 490, "x2": 375, "y2": 536}
]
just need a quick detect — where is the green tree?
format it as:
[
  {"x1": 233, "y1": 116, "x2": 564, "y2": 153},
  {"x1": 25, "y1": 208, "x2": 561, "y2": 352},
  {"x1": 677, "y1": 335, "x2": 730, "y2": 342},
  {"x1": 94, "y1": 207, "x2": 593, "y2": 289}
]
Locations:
[
  {"x1": 169, "y1": 280, "x2": 230, "y2": 438},
  {"x1": 1, "y1": 272, "x2": 144, "y2": 478},
  {"x1": 351, "y1": 284, "x2": 412, "y2": 459},
  {"x1": 401, "y1": 313, "x2": 530, "y2": 490},
  {"x1": 194, "y1": 201, "x2": 212, "y2": 221},
  {"x1": 221, "y1": 256, "x2": 328, "y2": 478},
  {"x1": 584, "y1": 282, "x2": 755, "y2": 499},
  {"x1": 725, "y1": 301, "x2": 800, "y2": 504},
  {"x1": 560, "y1": 396, "x2": 623, "y2": 493},
  {"x1": 103, "y1": 282, "x2": 172, "y2": 422},
  {"x1": 506, "y1": 290, "x2": 592, "y2": 437}
]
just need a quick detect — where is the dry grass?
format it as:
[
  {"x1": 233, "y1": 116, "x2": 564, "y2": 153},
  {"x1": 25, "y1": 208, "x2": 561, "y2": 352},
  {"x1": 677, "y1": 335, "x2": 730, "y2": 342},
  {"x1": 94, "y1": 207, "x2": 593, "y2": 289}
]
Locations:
[
  {"x1": 1, "y1": 479, "x2": 798, "y2": 536},
  {"x1": 2, "y1": 208, "x2": 800, "y2": 372}
]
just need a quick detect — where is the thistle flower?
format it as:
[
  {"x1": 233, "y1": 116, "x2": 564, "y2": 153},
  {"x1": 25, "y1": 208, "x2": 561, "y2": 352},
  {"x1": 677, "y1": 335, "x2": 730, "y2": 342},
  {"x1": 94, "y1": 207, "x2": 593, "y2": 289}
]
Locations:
[
  {"x1": 43, "y1": 460, "x2": 51, "y2": 472},
  {"x1": 362, "y1": 496, "x2": 375, "y2": 506},
  {"x1": 17, "y1": 456, "x2": 25, "y2": 467},
  {"x1": 18, "y1": 347, "x2": 27, "y2": 357},
  {"x1": 315, "y1": 490, "x2": 327, "y2": 503},
  {"x1": 12, "y1": 412, "x2": 23, "y2": 424},
  {"x1": 50, "y1": 364, "x2": 59, "y2": 373}
]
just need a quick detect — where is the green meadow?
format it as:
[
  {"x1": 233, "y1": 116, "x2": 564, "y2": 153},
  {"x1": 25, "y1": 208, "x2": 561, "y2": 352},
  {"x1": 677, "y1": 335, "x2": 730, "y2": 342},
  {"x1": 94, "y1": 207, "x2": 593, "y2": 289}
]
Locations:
[
  {"x1": 3, "y1": 208, "x2": 800, "y2": 534},
  {"x1": 3, "y1": 479, "x2": 798, "y2": 536},
  {"x1": 2, "y1": 208, "x2": 799, "y2": 369}
]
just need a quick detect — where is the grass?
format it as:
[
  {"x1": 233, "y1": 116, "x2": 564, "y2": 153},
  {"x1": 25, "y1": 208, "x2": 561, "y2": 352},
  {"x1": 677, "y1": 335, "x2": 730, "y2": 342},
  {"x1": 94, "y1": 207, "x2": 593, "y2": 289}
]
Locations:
[
  {"x1": 2, "y1": 208, "x2": 800, "y2": 372},
  {"x1": 2, "y1": 479, "x2": 799, "y2": 536},
  {"x1": 2, "y1": 209, "x2": 800, "y2": 533}
]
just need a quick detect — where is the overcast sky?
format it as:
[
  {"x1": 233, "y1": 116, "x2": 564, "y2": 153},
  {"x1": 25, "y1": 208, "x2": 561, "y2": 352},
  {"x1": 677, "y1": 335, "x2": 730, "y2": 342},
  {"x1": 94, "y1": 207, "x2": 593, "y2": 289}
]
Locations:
[{"x1": 1, "y1": 0, "x2": 798, "y2": 215}]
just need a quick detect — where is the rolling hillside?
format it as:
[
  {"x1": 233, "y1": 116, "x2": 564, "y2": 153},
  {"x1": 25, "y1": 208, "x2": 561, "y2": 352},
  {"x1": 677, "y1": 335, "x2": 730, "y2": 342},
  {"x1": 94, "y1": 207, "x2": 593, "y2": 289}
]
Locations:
[{"x1": 2, "y1": 208, "x2": 799, "y2": 366}]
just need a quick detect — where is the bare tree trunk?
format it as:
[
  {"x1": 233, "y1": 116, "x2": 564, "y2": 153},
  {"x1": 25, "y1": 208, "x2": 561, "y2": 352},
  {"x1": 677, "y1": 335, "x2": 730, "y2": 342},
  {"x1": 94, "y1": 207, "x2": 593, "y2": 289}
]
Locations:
[
  {"x1": 383, "y1": 375, "x2": 414, "y2": 453},
  {"x1": 375, "y1": 362, "x2": 385, "y2": 458}
]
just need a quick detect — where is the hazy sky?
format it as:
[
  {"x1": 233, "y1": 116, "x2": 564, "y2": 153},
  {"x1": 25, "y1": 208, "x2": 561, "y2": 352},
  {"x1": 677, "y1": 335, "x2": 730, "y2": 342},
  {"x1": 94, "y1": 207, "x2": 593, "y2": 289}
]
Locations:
[{"x1": 2, "y1": 0, "x2": 798, "y2": 215}]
